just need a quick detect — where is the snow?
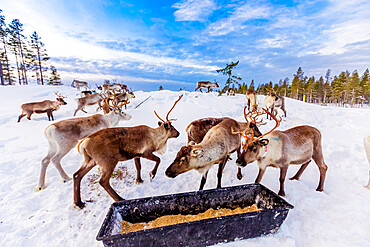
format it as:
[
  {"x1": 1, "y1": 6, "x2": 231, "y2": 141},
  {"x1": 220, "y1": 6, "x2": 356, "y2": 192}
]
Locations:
[{"x1": 0, "y1": 84, "x2": 369, "y2": 247}]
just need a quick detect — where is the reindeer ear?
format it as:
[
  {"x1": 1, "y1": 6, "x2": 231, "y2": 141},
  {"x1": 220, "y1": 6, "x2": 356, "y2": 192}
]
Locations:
[
  {"x1": 258, "y1": 139, "x2": 269, "y2": 146},
  {"x1": 191, "y1": 148, "x2": 203, "y2": 157},
  {"x1": 158, "y1": 121, "x2": 162, "y2": 126}
]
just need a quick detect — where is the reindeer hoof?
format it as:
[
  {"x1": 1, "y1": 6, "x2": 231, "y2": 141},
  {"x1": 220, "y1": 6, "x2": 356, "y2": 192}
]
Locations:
[
  {"x1": 73, "y1": 202, "x2": 86, "y2": 210},
  {"x1": 35, "y1": 185, "x2": 45, "y2": 191},
  {"x1": 289, "y1": 176, "x2": 299, "y2": 180},
  {"x1": 278, "y1": 191, "x2": 286, "y2": 197},
  {"x1": 237, "y1": 173, "x2": 243, "y2": 180},
  {"x1": 149, "y1": 172, "x2": 156, "y2": 180},
  {"x1": 316, "y1": 188, "x2": 324, "y2": 192},
  {"x1": 135, "y1": 179, "x2": 144, "y2": 185}
]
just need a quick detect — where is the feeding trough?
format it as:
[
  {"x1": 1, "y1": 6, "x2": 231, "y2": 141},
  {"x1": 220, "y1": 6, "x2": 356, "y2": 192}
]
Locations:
[{"x1": 97, "y1": 183, "x2": 293, "y2": 247}]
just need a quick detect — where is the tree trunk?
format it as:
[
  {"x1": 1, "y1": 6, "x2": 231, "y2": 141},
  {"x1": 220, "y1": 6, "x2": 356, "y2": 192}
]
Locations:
[
  {"x1": 0, "y1": 58, "x2": 4, "y2": 85},
  {"x1": 14, "y1": 50, "x2": 21, "y2": 85},
  {"x1": 2, "y1": 36, "x2": 11, "y2": 85},
  {"x1": 18, "y1": 35, "x2": 28, "y2": 85},
  {"x1": 36, "y1": 45, "x2": 44, "y2": 85}
]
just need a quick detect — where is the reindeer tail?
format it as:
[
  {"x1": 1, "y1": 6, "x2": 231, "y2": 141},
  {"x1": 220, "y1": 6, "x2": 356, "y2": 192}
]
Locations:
[{"x1": 77, "y1": 137, "x2": 89, "y2": 154}]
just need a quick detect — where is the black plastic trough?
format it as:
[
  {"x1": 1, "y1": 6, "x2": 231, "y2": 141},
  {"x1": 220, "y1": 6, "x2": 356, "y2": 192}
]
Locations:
[{"x1": 97, "y1": 183, "x2": 293, "y2": 247}]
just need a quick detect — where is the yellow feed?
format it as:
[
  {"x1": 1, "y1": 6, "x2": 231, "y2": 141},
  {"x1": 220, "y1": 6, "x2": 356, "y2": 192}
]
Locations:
[{"x1": 120, "y1": 204, "x2": 260, "y2": 234}]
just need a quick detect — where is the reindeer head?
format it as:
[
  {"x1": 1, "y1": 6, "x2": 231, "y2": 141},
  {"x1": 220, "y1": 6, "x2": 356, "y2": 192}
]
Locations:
[
  {"x1": 154, "y1": 95, "x2": 183, "y2": 139},
  {"x1": 234, "y1": 106, "x2": 281, "y2": 167},
  {"x1": 165, "y1": 143, "x2": 201, "y2": 178},
  {"x1": 55, "y1": 92, "x2": 67, "y2": 105}
]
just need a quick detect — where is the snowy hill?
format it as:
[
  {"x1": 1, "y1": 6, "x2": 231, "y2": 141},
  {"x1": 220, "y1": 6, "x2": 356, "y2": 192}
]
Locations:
[{"x1": 0, "y1": 85, "x2": 369, "y2": 247}]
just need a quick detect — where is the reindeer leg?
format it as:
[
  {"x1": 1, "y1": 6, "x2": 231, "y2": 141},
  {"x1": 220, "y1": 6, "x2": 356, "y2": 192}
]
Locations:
[
  {"x1": 278, "y1": 167, "x2": 288, "y2": 196},
  {"x1": 18, "y1": 114, "x2": 26, "y2": 122},
  {"x1": 51, "y1": 145, "x2": 73, "y2": 182},
  {"x1": 199, "y1": 171, "x2": 209, "y2": 190},
  {"x1": 365, "y1": 170, "x2": 370, "y2": 189},
  {"x1": 217, "y1": 157, "x2": 228, "y2": 188},
  {"x1": 37, "y1": 141, "x2": 58, "y2": 190},
  {"x1": 290, "y1": 160, "x2": 311, "y2": 180},
  {"x1": 99, "y1": 164, "x2": 124, "y2": 202},
  {"x1": 312, "y1": 149, "x2": 328, "y2": 191},
  {"x1": 255, "y1": 167, "x2": 266, "y2": 183},
  {"x1": 27, "y1": 112, "x2": 32, "y2": 120},
  {"x1": 81, "y1": 108, "x2": 88, "y2": 113},
  {"x1": 134, "y1": 157, "x2": 144, "y2": 184},
  {"x1": 236, "y1": 147, "x2": 243, "y2": 180},
  {"x1": 73, "y1": 159, "x2": 96, "y2": 209},
  {"x1": 142, "y1": 152, "x2": 160, "y2": 180}
]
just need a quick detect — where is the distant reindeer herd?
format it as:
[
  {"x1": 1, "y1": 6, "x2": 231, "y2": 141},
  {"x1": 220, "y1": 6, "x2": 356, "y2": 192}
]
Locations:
[{"x1": 15, "y1": 78, "x2": 369, "y2": 210}]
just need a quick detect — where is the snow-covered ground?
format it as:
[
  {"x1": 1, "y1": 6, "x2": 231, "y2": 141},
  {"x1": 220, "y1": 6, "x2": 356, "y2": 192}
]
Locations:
[{"x1": 0, "y1": 85, "x2": 369, "y2": 247}]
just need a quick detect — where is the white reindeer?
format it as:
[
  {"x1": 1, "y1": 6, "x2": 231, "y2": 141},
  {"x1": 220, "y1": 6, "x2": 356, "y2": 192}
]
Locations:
[{"x1": 37, "y1": 109, "x2": 132, "y2": 190}]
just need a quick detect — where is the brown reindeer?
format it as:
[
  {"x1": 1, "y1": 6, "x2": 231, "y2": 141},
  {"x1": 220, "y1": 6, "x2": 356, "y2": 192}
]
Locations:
[
  {"x1": 112, "y1": 90, "x2": 135, "y2": 109},
  {"x1": 226, "y1": 88, "x2": 235, "y2": 96},
  {"x1": 246, "y1": 89, "x2": 257, "y2": 110},
  {"x1": 185, "y1": 115, "x2": 262, "y2": 180},
  {"x1": 166, "y1": 117, "x2": 248, "y2": 190},
  {"x1": 73, "y1": 95, "x2": 183, "y2": 209},
  {"x1": 236, "y1": 108, "x2": 327, "y2": 196},
  {"x1": 195, "y1": 81, "x2": 219, "y2": 92},
  {"x1": 37, "y1": 109, "x2": 132, "y2": 191},
  {"x1": 18, "y1": 93, "x2": 67, "y2": 122}
]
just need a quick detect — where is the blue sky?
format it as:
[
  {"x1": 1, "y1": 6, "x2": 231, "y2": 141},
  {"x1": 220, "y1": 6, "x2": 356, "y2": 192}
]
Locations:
[{"x1": 1, "y1": 0, "x2": 369, "y2": 91}]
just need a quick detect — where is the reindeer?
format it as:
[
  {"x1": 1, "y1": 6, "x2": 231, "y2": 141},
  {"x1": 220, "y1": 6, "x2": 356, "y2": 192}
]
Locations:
[
  {"x1": 73, "y1": 93, "x2": 102, "y2": 116},
  {"x1": 195, "y1": 81, "x2": 219, "y2": 92},
  {"x1": 37, "y1": 108, "x2": 132, "y2": 191},
  {"x1": 226, "y1": 88, "x2": 235, "y2": 96},
  {"x1": 364, "y1": 133, "x2": 370, "y2": 189},
  {"x1": 166, "y1": 116, "x2": 250, "y2": 190},
  {"x1": 112, "y1": 90, "x2": 135, "y2": 109},
  {"x1": 185, "y1": 115, "x2": 262, "y2": 180},
  {"x1": 246, "y1": 89, "x2": 257, "y2": 110},
  {"x1": 73, "y1": 95, "x2": 183, "y2": 209},
  {"x1": 235, "y1": 108, "x2": 328, "y2": 196},
  {"x1": 72, "y1": 79, "x2": 90, "y2": 90},
  {"x1": 264, "y1": 89, "x2": 286, "y2": 119},
  {"x1": 18, "y1": 93, "x2": 67, "y2": 122},
  {"x1": 98, "y1": 84, "x2": 125, "y2": 94},
  {"x1": 80, "y1": 90, "x2": 95, "y2": 97}
]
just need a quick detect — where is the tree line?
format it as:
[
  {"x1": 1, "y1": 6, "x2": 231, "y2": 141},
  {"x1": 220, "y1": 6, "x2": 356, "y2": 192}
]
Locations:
[
  {"x1": 0, "y1": 9, "x2": 61, "y2": 86},
  {"x1": 218, "y1": 61, "x2": 370, "y2": 107}
]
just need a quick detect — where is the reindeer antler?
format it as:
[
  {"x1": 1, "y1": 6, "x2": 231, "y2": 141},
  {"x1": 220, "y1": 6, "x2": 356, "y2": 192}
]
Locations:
[
  {"x1": 54, "y1": 91, "x2": 66, "y2": 98},
  {"x1": 154, "y1": 95, "x2": 183, "y2": 123},
  {"x1": 231, "y1": 106, "x2": 265, "y2": 138},
  {"x1": 243, "y1": 108, "x2": 282, "y2": 149}
]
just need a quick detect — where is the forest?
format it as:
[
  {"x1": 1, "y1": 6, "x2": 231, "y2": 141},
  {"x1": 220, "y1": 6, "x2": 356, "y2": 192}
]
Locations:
[
  {"x1": 0, "y1": 9, "x2": 61, "y2": 86},
  {"x1": 219, "y1": 61, "x2": 370, "y2": 107}
]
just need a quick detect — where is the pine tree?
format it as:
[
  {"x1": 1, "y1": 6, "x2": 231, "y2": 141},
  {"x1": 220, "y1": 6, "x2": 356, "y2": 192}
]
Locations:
[
  {"x1": 359, "y1": 69, "x2": 369, "y2": 104},
  {"x1": 216, "y1": 61, "x2": 242, "y2": 90},
  {"x1": 291, "y1": 67, "x2": 304, "y2": 100},
  {"x1": 48, "y1": 65, "x2": 62, "y2": 85},
  {"x1": 306, "y1": 76, "x2": 315, "y2": 103},
  {"x1": 8, "y1": 19, "x2": 28, "y2": 85},
  {"x1": 28, "y1": 31, "x2": 49, "y2": 85},
  {"x1": 0, "y1": 9, "x2": 13, "y2": 85}
]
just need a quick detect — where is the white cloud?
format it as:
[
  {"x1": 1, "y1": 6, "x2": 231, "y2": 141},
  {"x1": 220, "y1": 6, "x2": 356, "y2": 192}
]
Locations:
[
  {"x1": 258, "y1": 35, "x2": 291, "y2": 49},
  {"x1": 207, "y1": 3, "x2": 271, "y2": 36},
  {"x1": 173, "y1": 0, "x2": 217, "y2": 22}
]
